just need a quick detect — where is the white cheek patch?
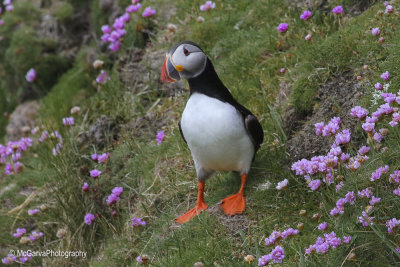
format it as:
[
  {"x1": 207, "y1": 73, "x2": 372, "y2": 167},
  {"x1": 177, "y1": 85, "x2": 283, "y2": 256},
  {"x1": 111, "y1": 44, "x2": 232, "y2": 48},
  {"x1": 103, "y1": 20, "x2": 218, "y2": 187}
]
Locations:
[{"x1": 172, "y1": 45, "x2": 207, "y2": 78}]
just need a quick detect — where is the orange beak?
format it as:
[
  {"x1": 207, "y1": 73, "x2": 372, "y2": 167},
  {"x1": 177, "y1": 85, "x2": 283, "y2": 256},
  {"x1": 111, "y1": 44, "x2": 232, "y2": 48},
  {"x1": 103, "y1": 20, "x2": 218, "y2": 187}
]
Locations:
[{"x1": 161, "y1": 54, "x2": 180, "y2": 83}]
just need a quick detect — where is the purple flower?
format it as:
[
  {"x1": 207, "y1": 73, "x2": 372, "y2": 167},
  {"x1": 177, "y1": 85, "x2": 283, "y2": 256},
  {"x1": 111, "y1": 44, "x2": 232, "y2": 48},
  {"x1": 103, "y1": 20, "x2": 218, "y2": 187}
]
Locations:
[
  {"x1": 101, "y1": 25, "x2": 111, "y2": 34},
  {"x1": 270, "y1": 245, "x2": 285, "y2": 263},
  {"x1": 308, "y1": 179, "x2": 321, "y2": 191},
  {"x1": 280, "y1": 67, "x2": 286, "y2": 73},
  {"x1": 370, "y1": 165, "x2": 389, "y2": 181},
  {"x1": 332, "y1": 6, "x2": 343, "y2": 14},
  {"x1": 28, "y1": 208, "x2": 40, "y2": 216},
  {"x1": 200, "y1": 1, "x2": 216, "y2": 11},
  {"x1": 156, "y1": 130, "x2": 165, "y2": 145},
  {"x1": 386, "y1": 218, "x2": 400, "y2": 234},
  {"x1": 29, "y1": 231, "x2": 44, "y2": 241},
  {"x1": 82, "y1": 182, "x2": 89, "y2": 192},
  {"x1": 335, "y1": 129, "x2": 351, "y2": 145},
  {"x1": 359, "y1": 211, "x2": 374, "y2": 227},
  {"x1": 358, "y1": 188, "x2": 373, "y2": 198},
  {"x1": 19, "y1": 254, "x2": 31, "y2": 263},
  {"x1": 109, "y1": 41, "x2": 121, "y2": 51},
  {"x1": 393, "y1": 188, "x2": 400, "y2": 196},
  {"x1": 91, "y1": 153, "x2": 98, "y2": 161},
  {"x1": 350, "y1": 106, "x2": 368, "y2": 119},
  {"x1": 390, "y1": 171, "x2": 400, "y2": 183},
  {"x1": 120, "y1": 13, "x2": 130, "y2": 23},
  {"x1": 345, "y1": 191, "x2": 356, "y2": 204},
  {"x1": 358, "y1": 146, "x2": 370, "y2": 155},
  {"x1": 142, "y1": 6, "x2": 156, "y2": 17},
  {"x1": 62, "y1": 117, "x2": 74, "y2": 126},
  {"x1": 281, "y1": 228, "x2": 299, "y2": 239},
  {"x1": 381, "y1": 71, "x2": 390, "y2": 81},
  {"x1": 276, "y1": 179, "x2": 288, "y2": 190},
  {"x1": 305, "y1": 34, "x2": 312, "y2": 41},
  {"x1": 98, "y1": 152, "x2": 110, "y2": 163},
  {"x1": 300, "y1": 10, "x2": 312, "y2": 20},
  {"x1": 5, "y1": 4, "x2": 13, "y2": 11},
  {"x1": 330, "y1": 207, "x2": 344, "y2": 216},
  {"x1": 96, "y1": 70, "x2": 110, "y2": 84},
  {"x1": 277, "y1": 23, "x2": 289, "y2": 33},
  {"x1": 0, "y1": 19, "x2": 4, "y2": 26},
  {"x1": 258, "y1": 254, "x2": 272, "y2": 266},
  {"x1": 25, "y1": 68, "x2": 36, "y2": 82},
  {"x1": 14, "y1": 161, "x2": 23, "y2": 173},
  {"x1": 107, "y1": 193, "x2": 120, "y2": 205},
  {"x1": 136, "y1": 256, "x2": 143, "y2": 264},
  {"x1": 265, "y1": 230, "x2": 281, "y2": 246},
  {"x1": 131, "y1": 217, "x2": 146, "y2": 227},
  {"x1": 126, "y1": 3, "x2": 142, "y2": 13},
  {"x1": 318, "y1": 222, "x2": 328, "y2": 231},
  {"x1": 375, "y1": 82, "x2": 383, "y2": 90},
  {"x1": 369, "y1": 196, "x2": 381, "y2": 205},
  {"x1": 343, "y1": 236, "x2": 351, "y2": 244},
  {"x1": 13, "y1": 228, "x2": 26, "y2": 238},
  {"x1": 385, "y1": 5, "x2": 394, "y2": 13},
  {"x1": 371, "y1": 27, "x2": 380, "y2": 36},
  {"x1": 84, "y1": 213, "x2": 95, "y2": 225},
  {"x1": 90, "y1": 169, "x2": 101, "y2": 179},
  {"x1": 362, "y1": 122, "x2": 375, "y2": 133},
  {"x1": 112, "y1": 186, "x2": 123, "y2": 196},
  {"x1": 315, "y1": 122, "x2": 324, "y2": 135},
  {"x1": 2, "y1": 255, "x2": 17, "y2": 265},
  {"x1": 336, "y1": 181, "x2": 344, "y2": 192}
]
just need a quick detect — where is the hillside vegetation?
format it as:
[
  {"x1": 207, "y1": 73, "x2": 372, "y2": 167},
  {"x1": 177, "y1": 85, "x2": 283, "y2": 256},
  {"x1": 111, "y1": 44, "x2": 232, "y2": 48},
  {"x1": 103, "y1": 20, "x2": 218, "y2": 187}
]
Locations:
[{"x1": 1, "y1": 0, "x2": 400, "y2": 266}]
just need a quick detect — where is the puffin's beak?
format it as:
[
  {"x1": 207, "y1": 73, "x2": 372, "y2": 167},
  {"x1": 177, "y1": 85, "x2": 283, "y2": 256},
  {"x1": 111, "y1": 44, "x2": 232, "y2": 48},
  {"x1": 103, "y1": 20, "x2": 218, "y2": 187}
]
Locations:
[{"x1": 161, "y1": 54, "x2": 181, "y2": 83}]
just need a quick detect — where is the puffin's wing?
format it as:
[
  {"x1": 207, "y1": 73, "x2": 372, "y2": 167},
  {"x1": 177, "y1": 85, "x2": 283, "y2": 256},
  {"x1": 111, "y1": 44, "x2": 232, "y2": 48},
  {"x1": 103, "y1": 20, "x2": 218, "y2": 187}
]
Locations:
[
  {"x1": 178, "y1": 120, "x2": 187, "y2": 144},
  {"x1": 244, "y1": 114, "x2": 264, "y2": 151}
]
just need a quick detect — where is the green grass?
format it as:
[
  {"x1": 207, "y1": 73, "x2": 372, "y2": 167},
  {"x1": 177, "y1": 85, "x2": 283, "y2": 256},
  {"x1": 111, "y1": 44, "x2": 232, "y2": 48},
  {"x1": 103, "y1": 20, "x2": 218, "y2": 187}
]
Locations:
[{"x1": 1, "y1": 0, "x2": 400, "y2": 266}]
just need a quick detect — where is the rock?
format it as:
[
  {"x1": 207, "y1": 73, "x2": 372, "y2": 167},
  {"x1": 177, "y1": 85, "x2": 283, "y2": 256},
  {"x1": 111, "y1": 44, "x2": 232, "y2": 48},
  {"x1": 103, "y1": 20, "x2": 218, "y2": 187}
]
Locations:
[
  {"x1": 6, "y1": 101, "x2": 40, "y2": 141},
  {"x1": 77, "y1": 115, "x2": 119, "y2": 149}
]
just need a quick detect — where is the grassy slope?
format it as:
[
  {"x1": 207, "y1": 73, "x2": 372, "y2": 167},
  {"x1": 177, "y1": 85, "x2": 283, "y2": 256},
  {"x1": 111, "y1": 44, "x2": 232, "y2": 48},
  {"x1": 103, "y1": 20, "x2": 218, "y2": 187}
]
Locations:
[{"x1": 1, "y1": 0, "x2": 400, "y2": 266}]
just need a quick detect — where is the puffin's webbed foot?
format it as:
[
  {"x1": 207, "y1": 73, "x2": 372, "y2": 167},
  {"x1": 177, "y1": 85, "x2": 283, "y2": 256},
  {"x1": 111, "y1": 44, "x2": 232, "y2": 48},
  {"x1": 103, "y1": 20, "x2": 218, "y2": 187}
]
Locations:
[
  {"x1": 175, "y1": 201, "x2": 208, "y2": 224},
  {"x1": 220, "y1": 192, "x2": 245, "y2": 216}
]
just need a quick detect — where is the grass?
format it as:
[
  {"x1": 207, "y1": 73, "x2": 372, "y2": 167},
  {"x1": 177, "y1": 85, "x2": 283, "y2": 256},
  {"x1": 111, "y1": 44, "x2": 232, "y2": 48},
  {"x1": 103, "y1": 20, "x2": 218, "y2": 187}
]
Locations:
[{"x1": 1, "y1": 0, "x2": 400, "y2": 266}]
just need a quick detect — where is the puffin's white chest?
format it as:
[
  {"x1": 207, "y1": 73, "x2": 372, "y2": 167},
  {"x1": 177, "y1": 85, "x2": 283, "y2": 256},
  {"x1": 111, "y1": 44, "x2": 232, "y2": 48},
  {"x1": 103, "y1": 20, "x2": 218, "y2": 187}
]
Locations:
[{"x1": 180, "y1": 93, "x2": 254, "y2": 175}]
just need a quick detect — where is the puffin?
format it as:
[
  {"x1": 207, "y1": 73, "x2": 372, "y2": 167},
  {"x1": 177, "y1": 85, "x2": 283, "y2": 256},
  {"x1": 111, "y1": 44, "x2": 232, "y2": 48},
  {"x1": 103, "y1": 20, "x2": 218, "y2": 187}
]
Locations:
[{"x1": 161, "y1": 41, "x2": 263, "y2": 224}]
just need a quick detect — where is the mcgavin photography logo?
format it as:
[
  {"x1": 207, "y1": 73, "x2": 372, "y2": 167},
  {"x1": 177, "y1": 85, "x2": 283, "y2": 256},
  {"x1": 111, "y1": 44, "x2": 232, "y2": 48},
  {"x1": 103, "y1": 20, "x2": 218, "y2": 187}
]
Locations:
[{"x1": 9, "y1": 249, "x2": 87, "y2": 259}]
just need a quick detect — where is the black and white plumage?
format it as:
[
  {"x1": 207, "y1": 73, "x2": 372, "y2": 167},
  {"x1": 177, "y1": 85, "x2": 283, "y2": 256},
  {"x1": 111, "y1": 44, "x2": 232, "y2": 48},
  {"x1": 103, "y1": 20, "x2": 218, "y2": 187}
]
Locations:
[{"x1": 161, "y1": 41, "x2": 263, "y2": 223}]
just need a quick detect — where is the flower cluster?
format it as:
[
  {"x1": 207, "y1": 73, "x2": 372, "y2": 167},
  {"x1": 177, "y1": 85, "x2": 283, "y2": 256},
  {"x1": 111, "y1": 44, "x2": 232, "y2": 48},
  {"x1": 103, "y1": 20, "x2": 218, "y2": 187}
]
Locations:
[
  {"x1": 200, "y1": 1, "x2": 215, "y2": 11},
  {"x1": 142, "y1": 6, "x2": 156, "y2": 17},
  {"x1": 386, "y1": 218, "x2": 400, "y2": 234},
  {"x1": 276, "y1": 23, "x2": 288, "y2": 33},
  {"x1": 329, "y1": 191, "x2": 356, "y2": 216},
  {"x1": 29, "y1": 231, "x2": 44, "y2": 241},
  {"x1": 156, "y1": 130, "x2": 165, "y2": 145},
  {"x1": 276, "y1": 179, "x2": 288, "y2": 190},
  {"x1": 96, "y1": 70, "x2": 110, "y2": 84},
  {"x1": 258, "y1": 245, "x2": 285, "y2": 266},
  {"x1": 62, "y1": 117, "x2": 74, "y2": 126},
  {"x1": 358, "y1": 211, "x2": 374, "y2": 227},
  {"x1": 370, "y1": 165, "x2": 389, "y2": 182},
  {"x1": 300, "y1": 10, "x2": 312, "y2": 20},
  {"x1": 25, "y1": 68, "x2": 36, "y2": 83},
  {"x1": 305, "y1": 232, "x2": 346, "y2": 255},
  {"x1": 0, "y1": 137, "x2": 33, "y2": 175},
  {"x1": 264, "y1": 228, "x2": 299, "y2": 246},
  {"x1": 131, "y1": 217, "x2": 146, "y2": 227},
  {"x1": 84, "y1": 213, "x2": 95, "y2": 225},
  {"x1": 331, "y1": 6, "x2": 343, "y2": 14},
  {"x1": 106, "y1": 187, "x2": 123, "y2": 205},
  {"x1": 13, "y1": 228, "x2": 26, "y2": 238}
]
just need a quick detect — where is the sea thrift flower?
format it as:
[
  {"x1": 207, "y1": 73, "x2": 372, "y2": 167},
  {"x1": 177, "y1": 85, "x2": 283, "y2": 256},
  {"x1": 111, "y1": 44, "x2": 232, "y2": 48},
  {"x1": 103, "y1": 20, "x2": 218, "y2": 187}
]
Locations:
[
  {"x1": 308, "y1": 179, "x2": 321, "y2": 191},
  {"x1": 335, "y1": 129, "x2": 351, "y2": 145},
  {"x1": 330, "y1": 207, "x2": 344, "y2": 216},
  {"x1": 276, "y1": 179, "x2": 288, "y2": 190},
  {"x1": 5, "y1": 4, "x2": 13, "y2": 11},
  {"x1": 14, "y1": 161, "x2": 23, "y2": 173},
  {"x1": 142, "y1": 6, "x2": 156, "y2": 17},
  {"x1": 332, "y1": 6, "x2": 343, "y2": 14},
  {"x1": 109, "y1": 41, "x2": 121, "y2": 51},
  {"x1": 305, "y1": 34, "x2": 312, "y2": 41},
  {"x1": 126, "y1": 3, "x2": 141, "y2": 13},
  {"x1": 29, "y1": 231, "x2": 44, "y2": 241},
  {"x1": 343, "y1": 236, "x2": 351, "y2": 243},
  {"x1": 336, "y1": 181, "x2": 344, "y2": 192},
  {"x1": 381, "y1": 71, "x2": 390, "y2": 81},
  {"x1": 386, "y1": 218, "x2": 400, "y2": 234},
  {"x1": 258, "y1": 254, "x2": 272, "y2": 266},
  {"x1": 370, "y1": 165, "x2": 389, "y2": 181},
  {"x1": 1, "y1": 255, "x2": 17, "y2": 265},
  {"x1": 91, "y1": 153, "x2": 98, "y2": 161},
  {"x1": 82, "y1": 182, "x2": 89, "y2": 192},
  {"x1": 369, "y1": 196, "x2": 381, "y2": 205},
  {"x1": 281, "y1": 228, "x2": 299, "y2": 239},
  {"x1": 358, "y1": 188, "x2": 373, "y2": 198},
  {"x1": 19, "y1": 254, "x2": 31, "y2": 263},
  {"x1": 371, "y1": 28, "x2": 380, "y2": 36},
  {"x1": 13, "y1": 228, "x2": 26, "y2": 238},
  {"x1": 101, "y1": 25, "x2": 111, "y2": 34},
  {"x1": 97, "y1": 152, "x2": 110, "y2": 163},
  {"x1": 62, "y1": 117, "x2": 74, "y2": 126},
  {"x1": 345, "y1": 191, "x2": 356, "y2": 204},
  {"x1": 393, "y1": 188, "x2": 400, "y2": 196},
  {"x1": 112, "y1": 187, "x2": 123, "y2": 196},
  {"x1": 84, "y1": 213, "x2": 95, "y2": 225},
  {"x1": 375, "y1": 82, "x2": 383, "y2": 90},
  {"x1": 0, "y1": 20, "x2": 4, "y2": 26},
  {"x1": 359, "y1": 211, "x2": 374, "y2": 227},
  {"x1": 265, "y1": 230, "x2": 281, "y2": 246},
  {"x1": 362, "y1": 122, "x2": 375, "y2": 133},
  {"x1": 315, "y1": 122, "x2": 324, "y2": 135},
  {"x1": 373, "y1": 132, "x2": 383, "y2": 143},
  {"x1": 350, "y1": 106, "x2": 368, "y2": 119},
  {"x1": 270, "y1": 245, "x2": 285, "y2": 263},
  {"x1": 318, "y1": 222, "x2": 328, "y2": 231},
  {"x1": 322, "y1": 117, "x2": 341, "y2": 136},
  {"x1": 107, "y1": 193, "x2": 120, "y2": 205},
  {"x1": 131, "y1": 217, "x2": 146, "y2": 227},
  {"x1": 390, "y1": 171, "x2": 400, "y2": 183},
  {"x1": 156, "y1": 130, "x2": 165, "y2": 145},
  {"x1": 277, "y1": 23, "x2": 289, "y2": 33},
  {"x1": 385, "y1": 5, "x2": 394, "y2": 13},
  {"x1": 358, "y1": 146, "x2": 370, "y2": 155},
  {"x1": 300, "y1": 10, "x2": 312, "y2": 20},
  {"x1": 25, "y1": 68, "x2": 36, "y2": 82},
  {"x1": 96, "y1": 70, "x2": 110, "y2": 84},
  {"x1": 90, "y1": 169, "x2": 101, "y2": 178},
  {"x1": 280, "y1": 67, "x2": 286, "y2": 73},
  {"x1": 28, "y1": 209, "x2": 40, "y2": 216},
  {"x1": 200, "y1": 1, "x2": 215, "y2": 11}
]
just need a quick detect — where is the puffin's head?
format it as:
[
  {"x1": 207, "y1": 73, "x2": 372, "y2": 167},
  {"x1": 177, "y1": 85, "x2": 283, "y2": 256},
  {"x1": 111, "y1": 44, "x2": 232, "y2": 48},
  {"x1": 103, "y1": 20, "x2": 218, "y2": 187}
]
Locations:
[{"x1": 161, "y1": 41, "x2": 207, "y2": 83}]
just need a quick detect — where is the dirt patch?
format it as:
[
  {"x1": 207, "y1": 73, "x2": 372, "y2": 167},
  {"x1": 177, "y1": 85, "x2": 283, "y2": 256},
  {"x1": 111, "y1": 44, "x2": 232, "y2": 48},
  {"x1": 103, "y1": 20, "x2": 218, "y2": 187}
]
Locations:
[
  {"x1": 208, "y1": 204, "x2": 254, "y2": 236},
  {"x1": 285, "y1": 71, "x2": 367, "y2": 161}
]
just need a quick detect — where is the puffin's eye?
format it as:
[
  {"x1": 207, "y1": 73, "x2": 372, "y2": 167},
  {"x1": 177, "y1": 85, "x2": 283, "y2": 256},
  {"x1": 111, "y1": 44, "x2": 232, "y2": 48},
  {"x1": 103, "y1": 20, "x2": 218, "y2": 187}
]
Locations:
[{"x1": 183, "y1": 48, "x2": 190, "y2": 56}]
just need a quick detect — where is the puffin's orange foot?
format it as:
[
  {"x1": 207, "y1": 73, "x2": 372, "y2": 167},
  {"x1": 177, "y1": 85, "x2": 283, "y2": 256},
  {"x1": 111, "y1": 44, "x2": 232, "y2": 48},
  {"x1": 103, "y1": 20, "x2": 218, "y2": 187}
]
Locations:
[
  {"x1": 220, "y1": 193, "x2": 245, "y2": 216},
  {"x1": 175, "y1": 202, "x2": 208, "y2": 224}
]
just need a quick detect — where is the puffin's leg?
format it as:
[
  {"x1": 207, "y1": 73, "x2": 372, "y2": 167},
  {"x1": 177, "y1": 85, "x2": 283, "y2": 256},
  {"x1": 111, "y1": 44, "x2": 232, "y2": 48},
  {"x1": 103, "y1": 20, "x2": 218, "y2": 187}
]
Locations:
[
  {"x1": 220, "y1": 174, "x2": 247, "y2": 216},
  {"x1": 175, "y1": 181, "x2": 208, "y2": 224}
]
